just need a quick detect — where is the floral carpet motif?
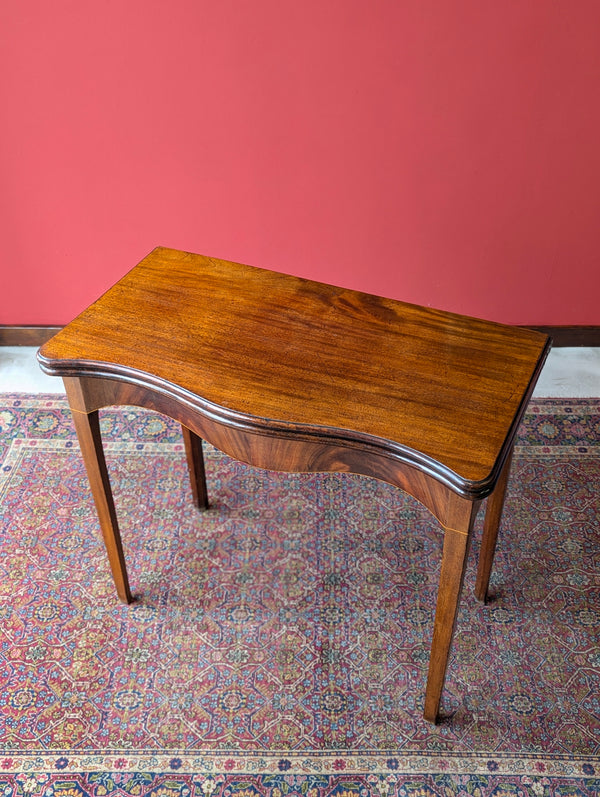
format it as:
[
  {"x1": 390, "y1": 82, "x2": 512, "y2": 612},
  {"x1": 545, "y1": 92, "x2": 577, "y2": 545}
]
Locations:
[{"x1": 0, "y1": 394, "x2": 598, "y2": 795}]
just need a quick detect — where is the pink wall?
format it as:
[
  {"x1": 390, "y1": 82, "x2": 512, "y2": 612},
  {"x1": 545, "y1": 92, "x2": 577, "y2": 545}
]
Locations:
[{"x1": 2, "y1": 0, "x2": 600, "y2": 326}]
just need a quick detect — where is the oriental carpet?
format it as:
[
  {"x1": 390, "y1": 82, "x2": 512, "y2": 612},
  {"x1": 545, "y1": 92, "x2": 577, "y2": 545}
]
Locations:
[{"x1": 0, "y1": 394, "x2": 598, "y2": 795}]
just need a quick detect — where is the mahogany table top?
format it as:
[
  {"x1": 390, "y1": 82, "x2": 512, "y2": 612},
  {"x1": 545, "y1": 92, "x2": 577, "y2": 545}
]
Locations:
[{"x1": 39, "y1": 247, "x2": 550, "y2": 498}]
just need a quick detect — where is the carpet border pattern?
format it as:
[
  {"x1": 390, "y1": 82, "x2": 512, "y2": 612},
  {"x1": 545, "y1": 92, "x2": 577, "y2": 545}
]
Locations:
[{"x1": 0, "y1": 748, "x2": 598, "y2": 777}]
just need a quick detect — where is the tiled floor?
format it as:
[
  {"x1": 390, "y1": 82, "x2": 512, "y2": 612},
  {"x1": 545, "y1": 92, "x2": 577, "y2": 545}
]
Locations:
[{"x1": 1, "y1": 345, "x2": 600, "y2": 397}]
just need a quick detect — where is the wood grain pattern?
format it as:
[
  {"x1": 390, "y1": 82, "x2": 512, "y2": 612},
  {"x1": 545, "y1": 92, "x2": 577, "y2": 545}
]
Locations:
[
  {"x1": 39, "y1": 247, "x2": 550, "y2": 497},
  {"x1": 424, "y1": 495, "x2": 480, "y2": 723},
  {"x1": 65, "y1": 386, "x2": 133, "y2": 605},
  {"x1": 1, "y1": 323, "x2": 594, "y2": 347},
  {"x1": 38, "y1": 247, "x2": 551, "y2": 723},
  {"x1": 182, "y1": 426, "x2": 209, "y2": 510},
  {"x1": 475, "y1": 449, "x2": 514, "y2": 603}
]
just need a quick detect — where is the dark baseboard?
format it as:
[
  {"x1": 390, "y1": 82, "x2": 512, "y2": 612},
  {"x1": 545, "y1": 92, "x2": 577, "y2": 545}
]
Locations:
[
  {"x1": 524, "y1": 326, "x2": 600, "y2": 347},
  {"x1": 1, "y1": 324, "x2": 599, "y2": 348},
  {"x1": 0, "y1": 326, "x2": 63, "y2": 346}
]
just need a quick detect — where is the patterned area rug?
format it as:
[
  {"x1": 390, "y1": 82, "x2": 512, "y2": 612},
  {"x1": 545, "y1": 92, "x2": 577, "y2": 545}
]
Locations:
[{"x1": 0, "y1": 394, "x2": 598, "y2": 795}]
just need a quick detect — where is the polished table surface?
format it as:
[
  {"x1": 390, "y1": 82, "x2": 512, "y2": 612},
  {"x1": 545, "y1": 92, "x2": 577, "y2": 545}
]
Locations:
[{"x1": 39, "y1": 246, "x2": 551, "y2": 722}]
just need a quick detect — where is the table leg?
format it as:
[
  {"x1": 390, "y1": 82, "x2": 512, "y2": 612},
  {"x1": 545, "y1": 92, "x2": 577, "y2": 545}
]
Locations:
[
  {"x1": 475, "y1": 449, "x2": 514, "y2": 603},
  {"x1": 424, "y1": 497, "x2": 479, "y2": 723},
  {"x1": 70, "y1": 408, "x2": 133, "y2": 604},
  {"x1": 182, "y1": 425, "x2": 209, "y2": 509}
]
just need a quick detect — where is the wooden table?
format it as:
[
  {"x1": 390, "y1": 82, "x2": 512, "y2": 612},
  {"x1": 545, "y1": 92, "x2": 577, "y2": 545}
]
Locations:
[{"x1": 38, "y1": 247, "x2": 551, "y2": 723}]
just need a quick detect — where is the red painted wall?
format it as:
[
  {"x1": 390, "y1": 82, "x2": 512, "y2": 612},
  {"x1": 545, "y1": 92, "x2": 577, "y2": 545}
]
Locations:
[{"x1": 2, "y1": 0, "x2": 600, "y2": 326}]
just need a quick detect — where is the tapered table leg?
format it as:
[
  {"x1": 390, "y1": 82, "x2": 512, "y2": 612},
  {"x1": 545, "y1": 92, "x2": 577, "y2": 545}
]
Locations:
[
  {"x1": 475, "y1": 449, "x2": 514, "y2": 603},
  {"x1": 182, "y1": 425, "x2": 209, "y2": 509},
  {"x1": 70, "y1": 407, "x2": 133, "y2": 604},
  {"x1": 424, "y1": 497, "x2": 479, "y2": 723}
]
